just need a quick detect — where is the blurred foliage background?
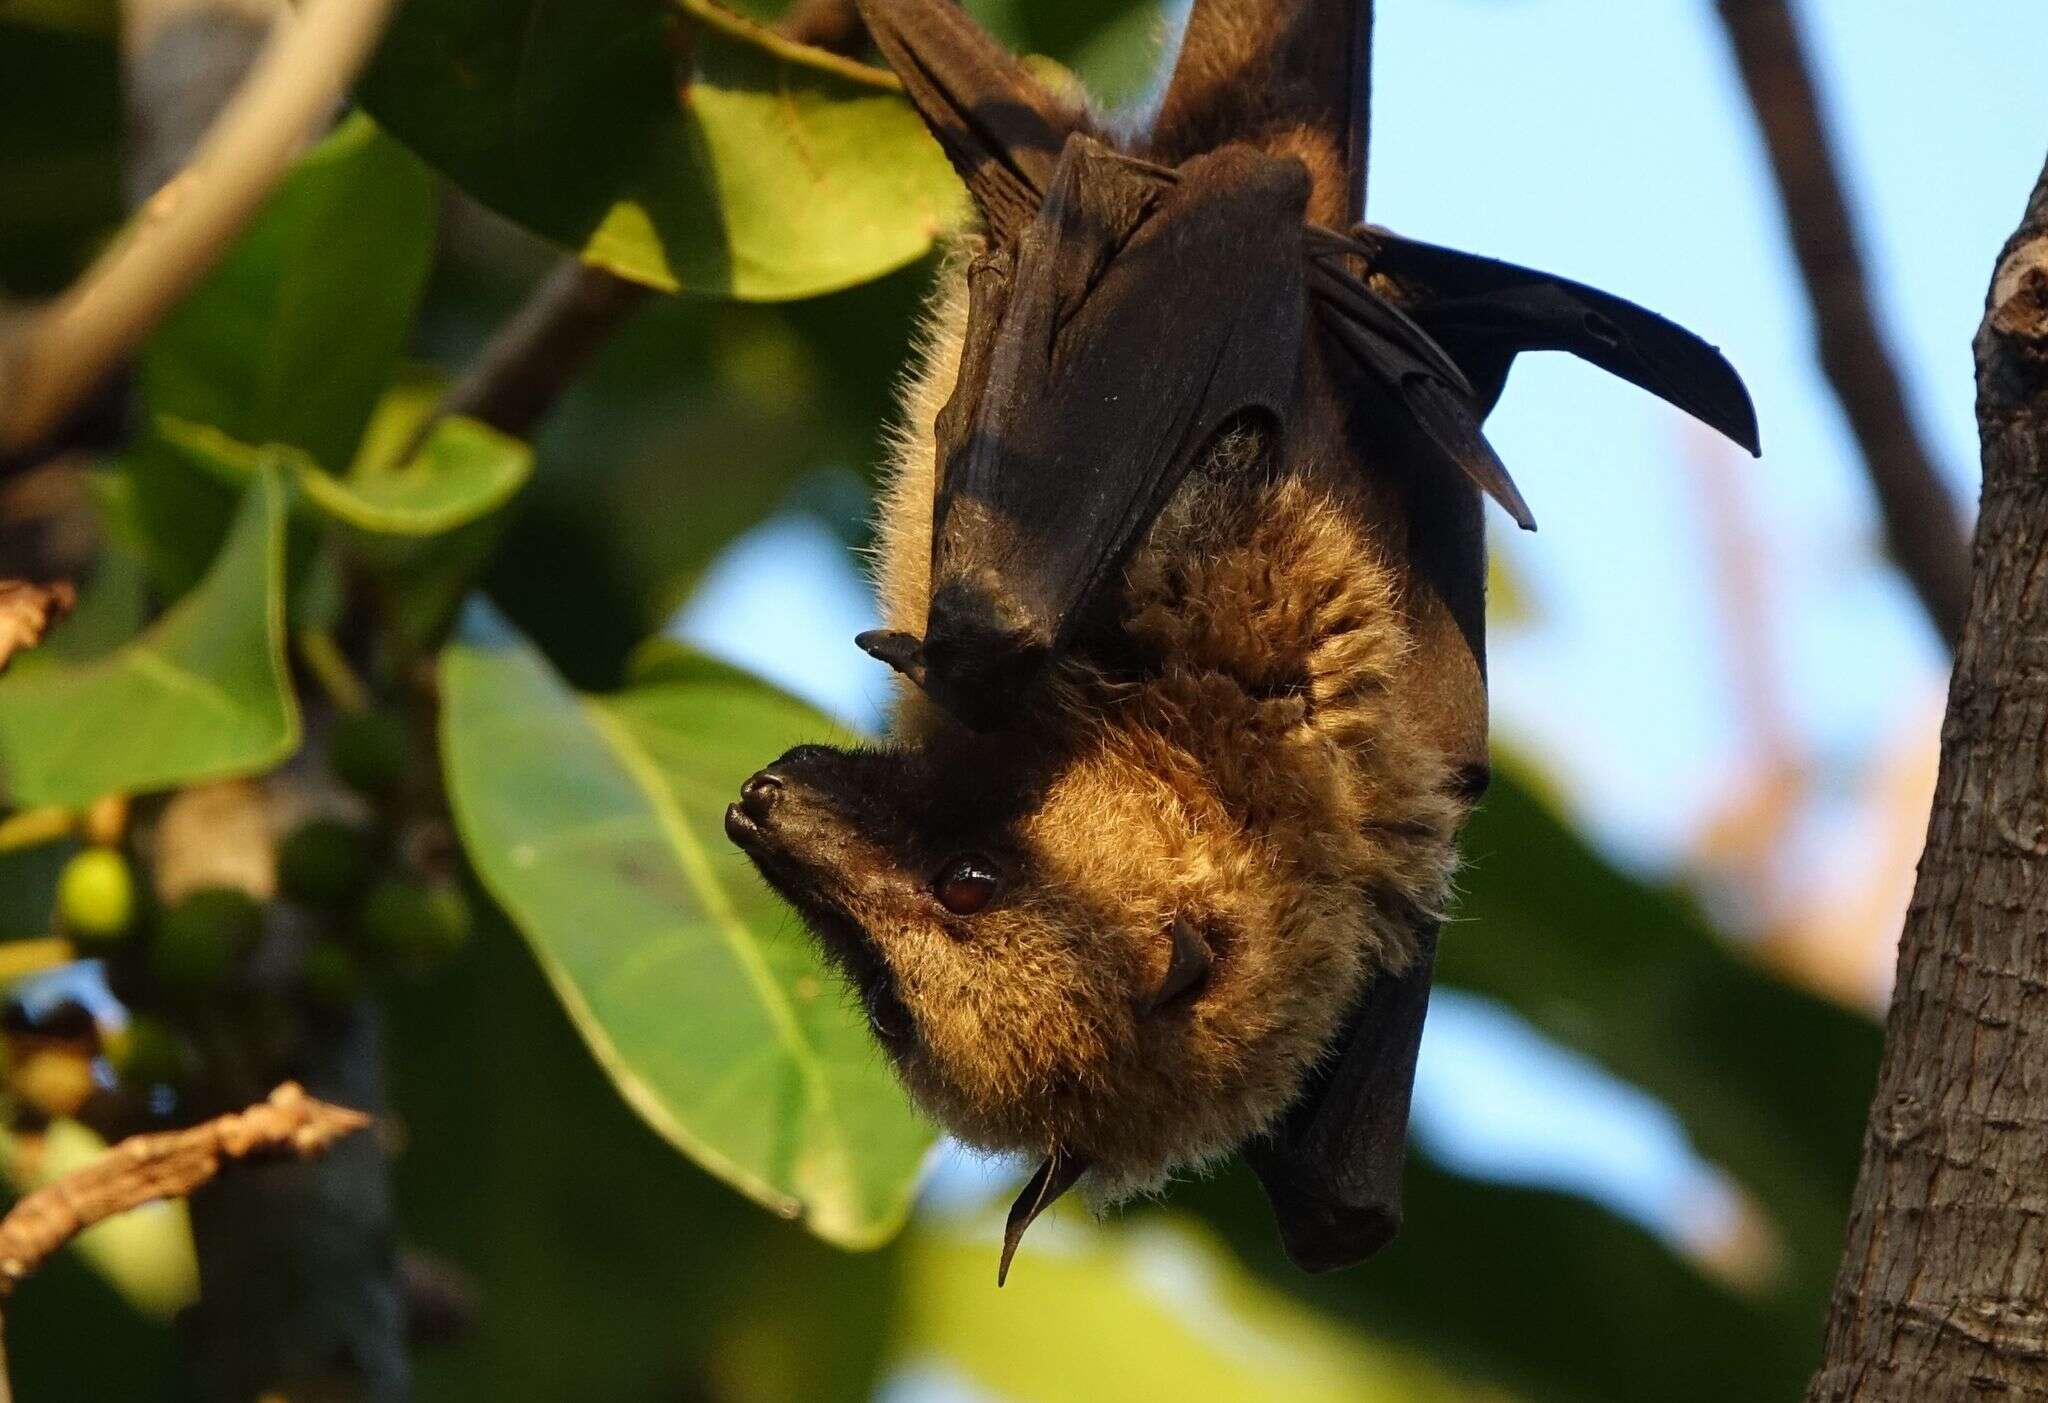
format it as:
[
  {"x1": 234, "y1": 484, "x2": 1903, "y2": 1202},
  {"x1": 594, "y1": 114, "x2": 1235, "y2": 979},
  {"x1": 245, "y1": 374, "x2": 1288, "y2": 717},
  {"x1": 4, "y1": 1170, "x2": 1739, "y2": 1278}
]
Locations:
[{"x1": 0, "y1": 0, "x2": 2040, "y2": 1398}]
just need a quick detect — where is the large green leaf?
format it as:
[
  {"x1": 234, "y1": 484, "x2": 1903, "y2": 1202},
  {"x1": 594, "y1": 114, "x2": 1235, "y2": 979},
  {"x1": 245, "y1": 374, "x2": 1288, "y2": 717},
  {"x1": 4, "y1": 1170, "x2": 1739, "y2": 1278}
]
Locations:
[
  {"x1": 1444, "y1": 770, "x2": 1879, "y2": 1306},
  {"x1": 139, "y1": 113, "x2": 437, "y2": 474},
  {"x1": 0, "y1": 468, "x2": 296, "y2": 806},
  {"x1": 357, "y1": 0, "x2": 967, "y2": 300},
  {"x1": 439, "y1": 613, "x2": 934, "y2": 1247}
]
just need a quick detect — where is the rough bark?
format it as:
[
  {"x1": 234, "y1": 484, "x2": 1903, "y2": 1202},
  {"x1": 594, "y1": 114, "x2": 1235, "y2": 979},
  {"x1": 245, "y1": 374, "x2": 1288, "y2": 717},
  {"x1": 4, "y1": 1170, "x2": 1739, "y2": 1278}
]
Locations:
[
  {"x1": 1716, "y1": 0, "x2": 1973, "y2": 650},
  {"x1": 1806, "y1": 155, "x2": 2048, "y2": 1402}
]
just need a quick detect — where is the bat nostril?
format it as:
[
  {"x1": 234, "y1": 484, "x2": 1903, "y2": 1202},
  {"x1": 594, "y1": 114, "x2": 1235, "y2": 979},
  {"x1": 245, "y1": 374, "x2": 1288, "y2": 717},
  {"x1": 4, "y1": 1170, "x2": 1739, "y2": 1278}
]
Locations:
[{"x1": 739, "y1": 771, "x2": 784, "y2": 821}]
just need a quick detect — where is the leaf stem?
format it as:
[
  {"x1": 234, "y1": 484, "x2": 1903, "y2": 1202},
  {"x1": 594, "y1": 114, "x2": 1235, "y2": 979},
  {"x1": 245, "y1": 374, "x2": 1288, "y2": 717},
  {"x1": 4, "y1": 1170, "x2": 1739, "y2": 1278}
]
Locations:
[{"x1": 297, "y1": 629, "x2": 371, "y2": 715}]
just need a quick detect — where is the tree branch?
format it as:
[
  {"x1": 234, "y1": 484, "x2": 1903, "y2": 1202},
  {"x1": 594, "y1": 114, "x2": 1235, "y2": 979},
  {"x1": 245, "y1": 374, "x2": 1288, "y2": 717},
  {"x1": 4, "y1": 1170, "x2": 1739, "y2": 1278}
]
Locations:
[
  {"x1": 439, "y1": 261, "x2": 650, "y2": 439},
  {"x1": 1715, "y1": 0, "x2": 1973, "y2": 650},
  {"x1": 0, "y1": 0, "x2": 401, "y2": 459},
  {"x1": 1804, "y1": 154, "x2": 2048, "y2": 1402}
]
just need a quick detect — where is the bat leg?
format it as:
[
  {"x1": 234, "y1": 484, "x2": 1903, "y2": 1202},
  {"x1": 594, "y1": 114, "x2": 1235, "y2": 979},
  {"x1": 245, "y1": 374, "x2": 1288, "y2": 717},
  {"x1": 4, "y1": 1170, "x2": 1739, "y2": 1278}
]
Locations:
[{"x1": 1243, "y1": 921, "x2": 1438, "y2": 1273}]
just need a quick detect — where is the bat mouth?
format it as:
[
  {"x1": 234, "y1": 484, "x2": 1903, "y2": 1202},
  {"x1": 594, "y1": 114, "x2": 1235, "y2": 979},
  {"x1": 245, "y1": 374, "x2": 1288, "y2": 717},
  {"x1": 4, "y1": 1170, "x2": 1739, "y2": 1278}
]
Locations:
[{"x1": 726, "y1": 790, "x2": 917, "y2": 1054}]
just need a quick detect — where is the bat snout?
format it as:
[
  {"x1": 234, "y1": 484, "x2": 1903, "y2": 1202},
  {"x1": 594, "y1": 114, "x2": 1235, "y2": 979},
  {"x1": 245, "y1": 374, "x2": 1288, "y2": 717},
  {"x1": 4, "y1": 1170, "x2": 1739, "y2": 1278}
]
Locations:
[{"x1": 725, "y1": 746, "x2": 865, "y2": 857}]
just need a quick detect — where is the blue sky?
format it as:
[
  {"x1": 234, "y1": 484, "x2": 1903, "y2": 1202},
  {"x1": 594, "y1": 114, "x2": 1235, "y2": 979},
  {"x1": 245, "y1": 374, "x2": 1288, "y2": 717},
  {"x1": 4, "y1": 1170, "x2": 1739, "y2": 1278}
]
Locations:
[{"x1": 677, "y1": 0, "x2": 2048, "y2": 1251}]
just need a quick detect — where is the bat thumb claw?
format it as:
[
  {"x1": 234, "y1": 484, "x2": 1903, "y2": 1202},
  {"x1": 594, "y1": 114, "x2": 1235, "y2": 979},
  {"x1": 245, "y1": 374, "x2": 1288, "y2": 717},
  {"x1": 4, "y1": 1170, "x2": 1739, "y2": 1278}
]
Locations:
[{"x1": 856, "y1": 630, "x2": 928, "y2": 686}]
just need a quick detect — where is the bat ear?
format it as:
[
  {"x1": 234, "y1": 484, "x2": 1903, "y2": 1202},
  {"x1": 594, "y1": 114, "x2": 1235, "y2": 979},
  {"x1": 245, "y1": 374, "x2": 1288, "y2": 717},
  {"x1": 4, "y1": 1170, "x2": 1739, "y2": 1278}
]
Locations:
[
  {"x1": 998, "y1": 1148, "x2": 1089, "y2": 1286},
  {"x1": 855, "y1": 0, "x2": 1086, "y2": 242},
  {"x1": 1136, "y1": 918, "x2": 1214, "y2": 1017}
]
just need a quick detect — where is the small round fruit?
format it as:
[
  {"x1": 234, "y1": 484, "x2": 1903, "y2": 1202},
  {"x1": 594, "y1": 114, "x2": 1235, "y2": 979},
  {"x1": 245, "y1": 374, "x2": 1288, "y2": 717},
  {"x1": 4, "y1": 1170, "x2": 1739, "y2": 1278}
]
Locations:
[
  {"x1": 418, "y1": 885, "x2": 473, "y2": 961},
  {"x1": 359, "y1": 881, "x2": 471, "y2": 970},
  {"x1": 278, "y1": 819, "x2": 373, "y2": 908},
  {"x1": 152, "y1": 888, "x2": 262, "y2": 994},
  {"x1": 57, "y1": 848, "x2": 136, "y2": 940},
  {"x1": 300, "y1": 943, "x2": 362, "y2": 1008},
  {"x1": 331, "y1": 709, "x2": 409, "y2": 798},
  {"x1": 107, "y1": 1015, "x2": 188, "y2": 1087},
  {"x1": 11, "y1": 1048, "x2": 98, "y2": 1119}
]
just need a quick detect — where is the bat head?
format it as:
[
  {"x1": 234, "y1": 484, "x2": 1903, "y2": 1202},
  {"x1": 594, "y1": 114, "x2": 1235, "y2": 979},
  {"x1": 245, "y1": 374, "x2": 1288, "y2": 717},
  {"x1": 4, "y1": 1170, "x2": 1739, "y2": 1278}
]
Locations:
[
  {"x1": 725, "y1": 724, "x2": 1302, "y2": 1194},
  {"x1": 732, "y1": 463, "x2": 1464, "y2": 1199}
]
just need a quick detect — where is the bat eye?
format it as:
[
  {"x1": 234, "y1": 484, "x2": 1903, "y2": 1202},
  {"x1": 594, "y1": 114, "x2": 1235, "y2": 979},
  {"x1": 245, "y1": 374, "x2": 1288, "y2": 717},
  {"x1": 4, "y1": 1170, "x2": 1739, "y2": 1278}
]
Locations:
[{"x1": 934, "y1": 856, "x2": 999, "y2": 916}]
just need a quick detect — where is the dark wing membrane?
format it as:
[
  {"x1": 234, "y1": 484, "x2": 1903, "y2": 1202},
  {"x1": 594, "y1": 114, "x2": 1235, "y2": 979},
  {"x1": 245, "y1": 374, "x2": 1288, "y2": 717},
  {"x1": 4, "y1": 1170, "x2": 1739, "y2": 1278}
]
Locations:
[
  {"x1": 854, "y1": 0, "x2": 1080, "y2": 243},
  {"x1": 1244, "y1": 923, "x2": 1439, "y2": 1273},
  {"x1": 1363, "y1": 230, "x2": 1762, "y2": 454},
  {"x1": 918, "y1": 139, "x2": 1311, "y2": 729},
  {"x1": 1307, "y1": 234, "x2": 1536, "y2": 530}
]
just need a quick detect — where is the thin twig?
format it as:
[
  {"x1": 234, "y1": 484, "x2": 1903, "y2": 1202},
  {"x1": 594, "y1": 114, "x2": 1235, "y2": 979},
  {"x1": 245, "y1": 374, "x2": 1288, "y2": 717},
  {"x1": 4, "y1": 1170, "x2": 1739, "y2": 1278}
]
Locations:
[
  {"x1": 779, "y1": 0, "x2": 868, "y2": 57},
  {"x1": 0, "y1": 1084, "x2": 368, "y2": 1305},
  {"x1": 0, "y1": 0, "x2": 402, "y2": 458},
  {"x1": 0, "y1": 581, "x2": 76, "y2": 676},
  {"x1": 1715, "y1": 0, "x2": 1973, "y2": 650},
  {"x1": 439, "y1": 262, "x2": 651, "y2": 438}
]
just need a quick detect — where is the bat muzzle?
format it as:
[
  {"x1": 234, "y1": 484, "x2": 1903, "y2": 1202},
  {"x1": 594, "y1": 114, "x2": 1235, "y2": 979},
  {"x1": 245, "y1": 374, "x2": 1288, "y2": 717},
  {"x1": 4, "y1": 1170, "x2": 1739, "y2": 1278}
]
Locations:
[{"x1": 726, "y1": 745, "x2": 918, "y2": 1050}]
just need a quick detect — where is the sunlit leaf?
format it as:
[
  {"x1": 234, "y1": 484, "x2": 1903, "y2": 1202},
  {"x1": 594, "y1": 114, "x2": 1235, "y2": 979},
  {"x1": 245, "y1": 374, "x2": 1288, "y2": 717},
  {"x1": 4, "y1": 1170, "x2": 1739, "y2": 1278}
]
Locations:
[
  {"x1": 439, "y1": 609, "x2": 933, "y2": 1247},
  {"x1": 898, "y1": 1216, "x2": 1488, "y2": 1403},
  {"x1": 139, "y1": 113, "x2": 437, "y2": 474},
  {"x1": 159, "y1": 410, "x2": 533, "y2": 539},
  {"x1": 357, "y1": 0, "x2": 967, "y2": 300},
  {"x1": 0, "y1": 469, "x2": 296, "y2": 806}
]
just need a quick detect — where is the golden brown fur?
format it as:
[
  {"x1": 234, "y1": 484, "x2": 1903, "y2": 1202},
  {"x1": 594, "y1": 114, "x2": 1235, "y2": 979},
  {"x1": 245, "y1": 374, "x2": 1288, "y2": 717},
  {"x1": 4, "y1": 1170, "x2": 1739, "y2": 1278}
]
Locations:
[{"x1": 852, "y1": 260, "x2": 1463, "y2": 1196}]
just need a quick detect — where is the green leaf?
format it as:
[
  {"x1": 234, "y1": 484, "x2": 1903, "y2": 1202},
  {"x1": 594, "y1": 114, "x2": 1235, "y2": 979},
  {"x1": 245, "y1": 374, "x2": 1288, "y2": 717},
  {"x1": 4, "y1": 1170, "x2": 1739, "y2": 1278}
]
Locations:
[
  {"x1": 1444, "y1": 770, "x2": 1879, "y2": 1306},
  {"x1": 357, "y1": 0, "x2": 967, "y2": 300},
  {"x1": 0, "y1": 17, "x2": 120, "y2": 295},
  {"x1": 0, "y1": 0, "x2": 114, "y2": 35},
  {"x1": 159, "y1": 405, "x2": 533, "y2": 539},
  {"x1": 388, "y1": 915, "x2": 900, "y2": 1403},
  {"x1": 1171, "y1": 1157, "x2": 1816, "y2": 1403},
  {"x1": 0, "y1": 468, "x2": 297, "y2": 807},
  {"x1": 139, "y1": 112, "x2": 437, "y2": 473},
  {"x1": 898, "y1": 1217, "x2": 1479, "y2": 1403},
  {"x1": 439, "y1": 609, "x2": 934, "y2": 1247}
]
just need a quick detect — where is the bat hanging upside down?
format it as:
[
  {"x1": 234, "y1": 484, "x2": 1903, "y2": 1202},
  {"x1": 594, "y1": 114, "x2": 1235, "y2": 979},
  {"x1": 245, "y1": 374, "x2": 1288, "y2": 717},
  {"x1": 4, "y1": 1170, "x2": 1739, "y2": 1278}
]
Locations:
[{"x1": 726, "y1": 0, "x2": 1757, "y2": 1282}]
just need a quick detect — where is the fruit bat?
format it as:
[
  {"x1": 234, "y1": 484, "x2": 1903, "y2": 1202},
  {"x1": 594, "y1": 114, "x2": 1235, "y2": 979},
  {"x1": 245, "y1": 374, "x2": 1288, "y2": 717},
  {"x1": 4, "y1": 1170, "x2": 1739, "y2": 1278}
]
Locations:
[{"x1": 726, "y1": 0, "x2": 1756, "y2": 1282}]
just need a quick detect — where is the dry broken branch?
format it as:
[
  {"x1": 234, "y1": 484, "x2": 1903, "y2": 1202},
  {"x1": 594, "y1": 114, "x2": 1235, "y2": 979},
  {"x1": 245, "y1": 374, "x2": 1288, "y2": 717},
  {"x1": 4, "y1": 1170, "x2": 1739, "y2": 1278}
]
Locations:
[
  {"x1": 0, "y1": 581, "x2": 76, "y2": 676},
  {"x1": 0, "y1": 1083, "x2": 369, "y2": 1302}
]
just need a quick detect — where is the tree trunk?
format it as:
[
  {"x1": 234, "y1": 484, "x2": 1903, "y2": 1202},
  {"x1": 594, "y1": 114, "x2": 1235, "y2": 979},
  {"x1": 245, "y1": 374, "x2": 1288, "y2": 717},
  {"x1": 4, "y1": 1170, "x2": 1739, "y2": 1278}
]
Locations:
[{"x1": 1806, "y1": 154, "x2": 2048, "y2": 1401}]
